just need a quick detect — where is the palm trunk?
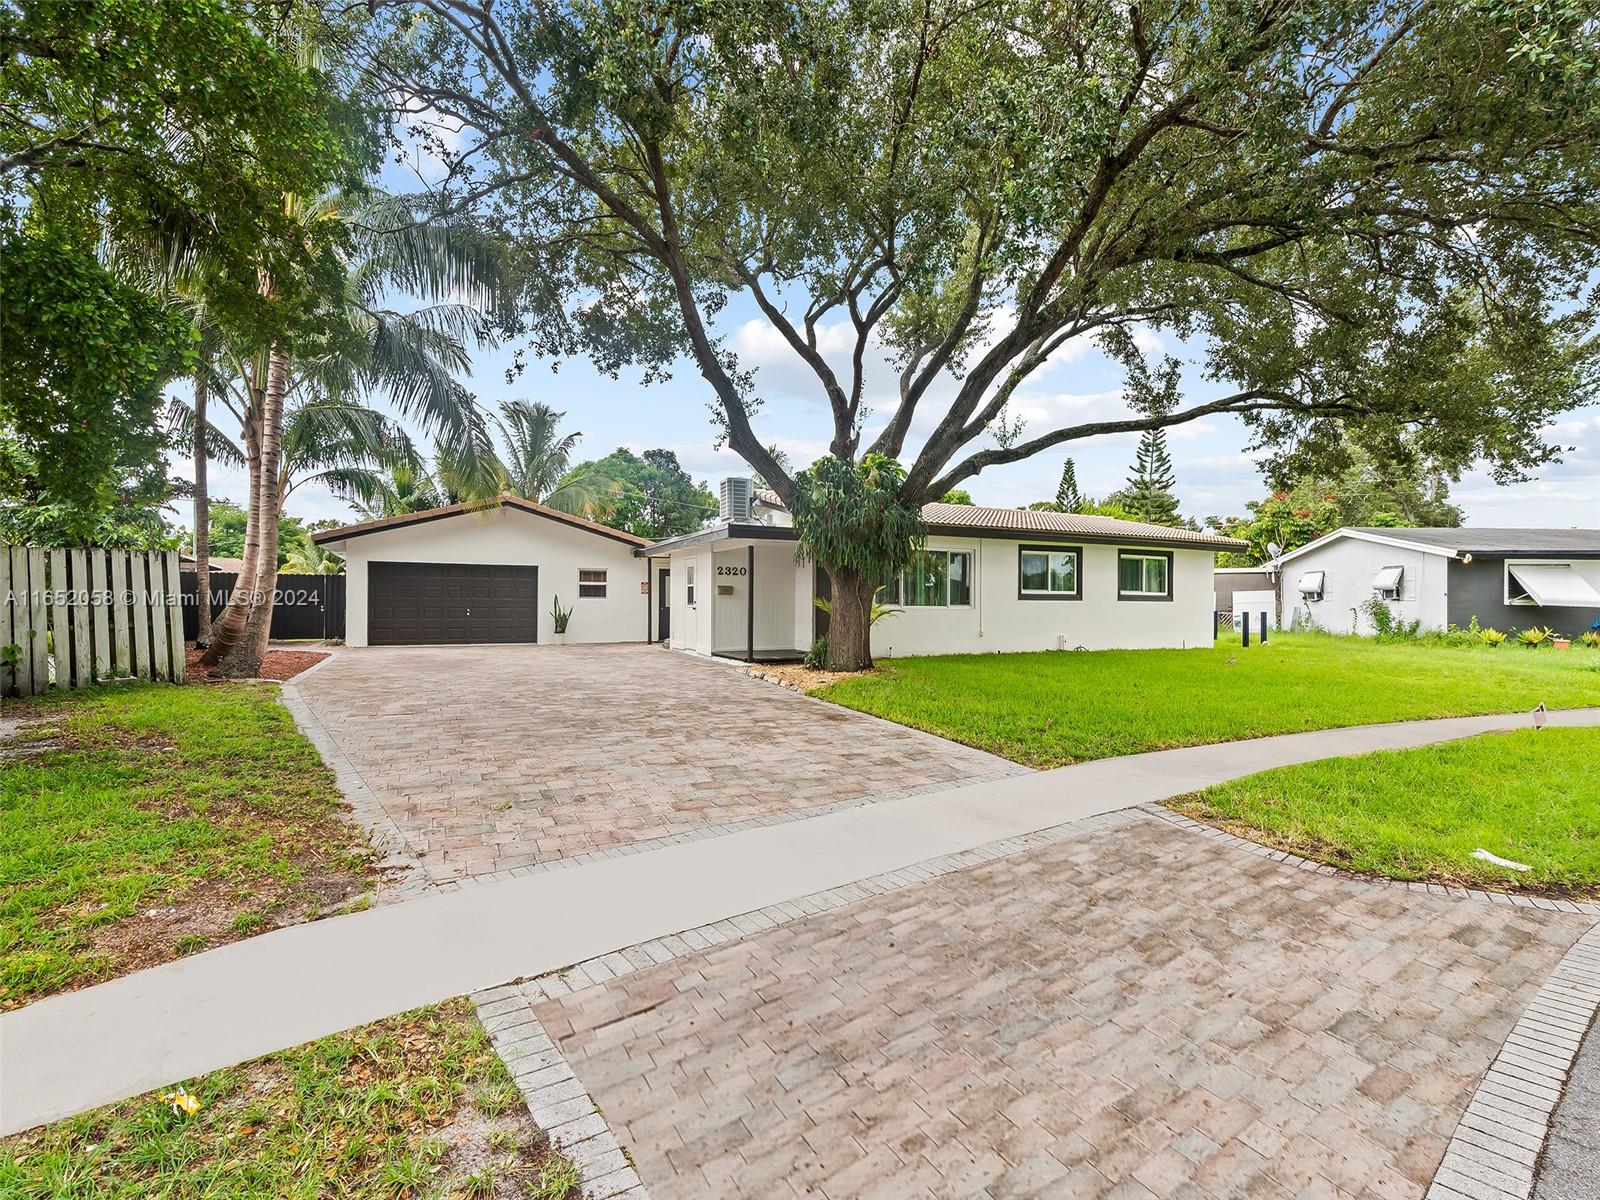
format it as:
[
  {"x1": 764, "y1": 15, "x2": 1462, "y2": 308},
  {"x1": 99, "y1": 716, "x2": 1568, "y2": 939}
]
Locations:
[
  {"x1": 823, "y1": 564, "x2": 876, "y2": 670},
  {"x1": 214, "y1": 347, "x2": 288, "y2": 678},
  {"x1": 199, "y1": 403, "x2": 261, "y2": 666},
  {"x1": 192, "y1": 365, "x2": 214, "y2": 647}
]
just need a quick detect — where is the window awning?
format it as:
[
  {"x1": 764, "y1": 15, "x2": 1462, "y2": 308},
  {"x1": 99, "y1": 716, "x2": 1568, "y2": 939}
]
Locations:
[
  {"x1": 1508, "y1": 564, "x2": 1600, "y2": 608},
  {"x1": 1372, "y1": 565, "x2": 1404, "y2": 592},
  {"x1": 1297, "y1": 572, "x2": 1324, "y2": 595}
]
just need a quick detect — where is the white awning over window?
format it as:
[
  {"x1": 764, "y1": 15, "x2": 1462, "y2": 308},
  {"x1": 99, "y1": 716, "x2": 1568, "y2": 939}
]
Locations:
[
  {"x1": 1297, "y1": 571, "x2": 1325, "y2": 596},
  {"x1": 1508, "y1": 563, "x2": 1600, "y2": 608},
  {"x1": 1372, "y1": 565, "x2": 1404, "y2": 592}
]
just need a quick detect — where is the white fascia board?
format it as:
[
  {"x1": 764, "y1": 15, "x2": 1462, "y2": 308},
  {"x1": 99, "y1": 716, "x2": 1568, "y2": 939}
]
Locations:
[{"x1": 1267, "y1": 528, "x2": 1459, "y2": 568}]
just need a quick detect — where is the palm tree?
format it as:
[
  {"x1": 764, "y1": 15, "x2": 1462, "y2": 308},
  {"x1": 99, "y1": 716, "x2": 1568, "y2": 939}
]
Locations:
[
  {"x1": 353, "y1": 460, "x2": 447, "y2": 519},
  {"x1": 200, "y1": 191, "x2": 505, "y2": 675},
  {"x1": 280, "y1": 541, "x2": 344, "y2": 575},
  {"x1": 465, "y1": 399, "x2": 621, "y2": 516}
]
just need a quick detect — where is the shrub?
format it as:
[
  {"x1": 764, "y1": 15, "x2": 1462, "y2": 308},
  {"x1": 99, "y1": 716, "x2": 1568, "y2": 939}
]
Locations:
[
  {"x1": 1580, "y1": 629, "x2": 1600, "y2": 648},
  {"x1": 1477, "y1": 627, "x2": 1508, "y2": 647},
  {"x1": 1515, "y1": 626, "x2": 1554, "y2": 648},
  {"x1": 804, "y1": 637, "x2": 828, "y2": 669},
  {"x1": 1361, "y1": 598, "x2": 1421, "y2": 642}
]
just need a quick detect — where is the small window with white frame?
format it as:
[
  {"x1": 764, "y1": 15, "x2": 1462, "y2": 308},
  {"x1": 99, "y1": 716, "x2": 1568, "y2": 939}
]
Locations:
[
  {"x1": 686, "y1": 564, "x2": 695, "y2": 605},
  {"x1": 1019, "y1": 545, "x2": 1082, "y2": 599},
  {"x1": 1118, "y1": 550, "x2": 1172, "y2": 600},
  {"x1": 578, "y1": 569, "x2": 608, "y2": 599}
]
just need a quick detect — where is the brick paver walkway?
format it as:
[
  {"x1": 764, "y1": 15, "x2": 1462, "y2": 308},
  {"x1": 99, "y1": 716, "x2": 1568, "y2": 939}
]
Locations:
[
  {"x1": 293, "y1": 645, "x2": 1023, "y2": 884},
  {"x1": 539, "y1": 816, "x2": 1591, "y2": 1200}
]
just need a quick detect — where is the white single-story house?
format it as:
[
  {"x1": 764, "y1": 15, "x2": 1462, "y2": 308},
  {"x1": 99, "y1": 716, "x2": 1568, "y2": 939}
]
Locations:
[
  {"x1": 312, "y1": 483, "x2": 1245, "y2": 655},
  {"x1": 314, "y1": 495, "x2": 650, "y2": 646},
  {"x1": 1263, "y1": 526, "x2": 1600, "y2": 636},
  {"x1": 637, "y1": 481, "x2": 1246, "y2": 660}
]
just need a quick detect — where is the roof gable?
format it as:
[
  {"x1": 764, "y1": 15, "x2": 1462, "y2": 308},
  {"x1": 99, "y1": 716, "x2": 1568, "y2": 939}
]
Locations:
[{"x1": 311, "y1": 495, "x2": 651, "y2": 549}]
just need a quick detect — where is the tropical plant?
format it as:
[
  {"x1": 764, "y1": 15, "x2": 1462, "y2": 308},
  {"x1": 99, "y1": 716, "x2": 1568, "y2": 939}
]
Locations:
[
  {"x1": 201, "y1": 191, "x2": 505, "y2": 677},
  {"x1": 814, "y1": 594, "x2": 902, "y2": 627},
  {"x1": 550, "y1": 596, "x2": 573, "y2": 635},
  {"x1": 1516, "y1": 626, "x2": 1555, "y2": 648},
  {"x1": 353, "y1": 461, "x2": 448, "y2": 519},
  {"x1": 1478, "y1": 627, "x2": 1509, "y2": 647},
  {"x1": 479, "y1": 400, "x2": 620, "y2": 516},
  {"x1": 280, "y1": 541, "x2": 344, "y2": 575},
  {"x1": 803, "y1": 637, "x2": 828, "y2": 670},
  {"x1": 383, "y1": 0, "x2": 1600, "y2": 669}
]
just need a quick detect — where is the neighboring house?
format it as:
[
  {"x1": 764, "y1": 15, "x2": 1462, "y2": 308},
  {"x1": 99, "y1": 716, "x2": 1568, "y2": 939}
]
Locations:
[
  {"x1": 639, "y1": 480, "x2": 1245, "y2": 661},
  {"x1": 313, "y1": 495, "x2": 650, "y2": 646},
  {"x1": 1267, "y1": 527, "x2": 1600, "y2": 636},
  {"x1": 1213, "y1": 567, "x2": 1277, "y2": 631},
  {"x1": 179, "y1": 555, "x2": 247, "y2": 574}
]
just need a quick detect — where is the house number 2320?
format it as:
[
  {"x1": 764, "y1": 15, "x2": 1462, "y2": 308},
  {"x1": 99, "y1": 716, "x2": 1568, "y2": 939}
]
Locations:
[{"x1": 716, "y1": 565, "x2": 747, "y2": 577}]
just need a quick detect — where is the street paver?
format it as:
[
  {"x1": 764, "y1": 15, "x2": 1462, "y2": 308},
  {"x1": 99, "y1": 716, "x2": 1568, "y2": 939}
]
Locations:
[
  {"x1": 541, "y1": 815, "x2": 1593, "y2": 1200},
  {"x1": 293, "y1": 644, "x2": 1024, "y2": 883}
]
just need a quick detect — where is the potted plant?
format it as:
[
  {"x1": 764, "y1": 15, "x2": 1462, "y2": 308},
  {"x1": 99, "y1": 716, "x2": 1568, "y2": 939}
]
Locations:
[
  {"x1": 1552, "y1": 633, "x2": 1572, "y2": 650},
  {"x1": 549, "y1": 596, "x2": 573, "y2": 645}
]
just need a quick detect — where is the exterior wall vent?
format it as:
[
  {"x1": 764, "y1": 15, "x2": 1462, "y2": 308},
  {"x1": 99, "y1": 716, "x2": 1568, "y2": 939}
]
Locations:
[{"x1": 720, "y1": 476, "x2": 754, "y2": 523}]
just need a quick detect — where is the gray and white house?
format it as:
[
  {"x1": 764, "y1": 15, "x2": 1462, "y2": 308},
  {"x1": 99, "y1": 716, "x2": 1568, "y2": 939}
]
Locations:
[{"x1": 1265, "y1": 527, "x2": 1600, "y2": 636}]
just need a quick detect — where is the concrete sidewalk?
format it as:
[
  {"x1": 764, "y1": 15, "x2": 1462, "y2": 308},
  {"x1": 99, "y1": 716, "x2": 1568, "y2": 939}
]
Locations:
[{"x1": 4, "y1": 706, "x2": 1596, "y2": 1136}]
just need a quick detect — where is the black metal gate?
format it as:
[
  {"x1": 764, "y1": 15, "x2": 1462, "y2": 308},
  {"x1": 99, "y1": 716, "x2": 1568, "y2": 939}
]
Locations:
[{"x1": 182, "y1": 571, "x2": 347, "y2": 642}]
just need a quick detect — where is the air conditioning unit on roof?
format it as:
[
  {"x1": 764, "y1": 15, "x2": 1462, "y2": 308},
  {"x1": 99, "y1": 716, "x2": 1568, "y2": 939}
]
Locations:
[{"x1": 720, "y1": 476, "x2": 754, "y2": 522}]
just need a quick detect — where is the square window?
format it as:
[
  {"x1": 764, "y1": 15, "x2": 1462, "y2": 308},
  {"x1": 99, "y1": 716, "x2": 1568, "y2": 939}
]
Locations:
[
  {"x1": 578, "y1": 568, "x2": 607, "y2": 599},
  {"x1": 1019, "y1": 547, "x2": 1080, "y2": 597},
  {"x1": 1118, "y1": 551, "x2": 1171, "y2": 599}
]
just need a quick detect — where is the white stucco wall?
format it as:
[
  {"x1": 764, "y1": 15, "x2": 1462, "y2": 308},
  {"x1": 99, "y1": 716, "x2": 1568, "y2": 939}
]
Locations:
[
  {"x1": 662, "y1": 536, "x2": 1219, "y2": 657},
  {"x1": 335, "y1": 507, "x2": 647, "y2": 647},
  {"x1": 1282, "y1": 536, "x2": 1450, "y2": 634},
  {"x1": 871, "y1": 539, "x2": 1218, "y2": 657}
]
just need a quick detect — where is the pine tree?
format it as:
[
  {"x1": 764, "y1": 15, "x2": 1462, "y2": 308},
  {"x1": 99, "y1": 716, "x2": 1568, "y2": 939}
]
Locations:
[
  {"x1": 1121, "y1": 429, "x2": 1182, "y2": 525},
  {"x1": 1055, "y1": 459, "x2": 1084, "y2": 512}
]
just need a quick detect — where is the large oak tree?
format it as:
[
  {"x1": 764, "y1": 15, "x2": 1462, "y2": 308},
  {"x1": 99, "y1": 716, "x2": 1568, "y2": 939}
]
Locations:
[{"x1": 373, "y1": 0, "x2": 1600, "y2": 668}]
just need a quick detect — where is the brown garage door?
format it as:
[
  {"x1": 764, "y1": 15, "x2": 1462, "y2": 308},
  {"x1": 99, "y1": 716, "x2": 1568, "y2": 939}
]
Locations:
[{"x1": 368, "y1": 562, "x2": 538, "y2": 645}]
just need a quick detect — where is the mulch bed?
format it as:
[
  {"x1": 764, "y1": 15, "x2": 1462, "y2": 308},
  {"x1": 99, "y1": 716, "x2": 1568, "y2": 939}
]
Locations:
[{"x1": 185, "y1": 644, "x2": 330, "y2": 683}]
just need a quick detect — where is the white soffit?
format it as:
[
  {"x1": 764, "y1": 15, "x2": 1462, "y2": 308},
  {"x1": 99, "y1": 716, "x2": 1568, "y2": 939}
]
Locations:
[{"x1": 1508, "y1": 564, "x2": 1600, "y2": 608}]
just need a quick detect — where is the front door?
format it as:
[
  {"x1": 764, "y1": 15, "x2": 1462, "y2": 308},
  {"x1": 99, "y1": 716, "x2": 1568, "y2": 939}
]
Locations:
[{"x1": 657, "y1": 567, "x2": 670, "y2": 641}]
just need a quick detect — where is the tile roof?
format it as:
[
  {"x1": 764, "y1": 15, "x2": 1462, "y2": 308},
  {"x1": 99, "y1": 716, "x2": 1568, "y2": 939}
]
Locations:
[
  {"x1": 920, "y1": 503, "x2": 1247, "y2": 549},
  {"x1": 311, "y1": 494, "x2": 652, "y2": 548}
]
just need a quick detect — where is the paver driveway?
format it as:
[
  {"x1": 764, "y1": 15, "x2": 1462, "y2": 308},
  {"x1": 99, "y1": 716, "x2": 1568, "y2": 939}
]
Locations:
[
  {"x1": 536, "y1": 813, "x2": 1591, "y2": 1200},
  {"x1": 293, "y1": 644, "x2": 1023, "y2": 884}
]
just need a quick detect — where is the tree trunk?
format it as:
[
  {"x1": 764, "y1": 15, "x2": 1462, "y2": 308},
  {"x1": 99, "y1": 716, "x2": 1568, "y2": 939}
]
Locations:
[
  {"x1": 199, "y1": 394, "x2": 261, "y2": 667},
  {"x1": 823, "y1": 564, "x2": 876, "y2": 670},
  {"x1": 213, "y1": 347, "x2": 288, "y2": 678},
  {"x1": 192, "y1": 365, "x2": 213, "y2": 647}
]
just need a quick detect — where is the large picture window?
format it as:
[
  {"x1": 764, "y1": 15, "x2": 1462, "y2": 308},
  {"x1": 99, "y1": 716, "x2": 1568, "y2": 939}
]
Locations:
[
  {"x1": 1118, "y1": 550, "x2": 1172, "y2": 600},
  {"x1": 1019, "y1": 546, "x2": 1081, "y2": 599},
  {"x1": 880, "y1": 550, "x2": 972, "y2": 608}
]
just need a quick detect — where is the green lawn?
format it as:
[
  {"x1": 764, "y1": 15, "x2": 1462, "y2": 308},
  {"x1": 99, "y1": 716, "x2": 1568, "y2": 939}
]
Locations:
[
  {"x1": 1, "y1": 683, "x2": 376, "y2": 1007},
  {"x1": 815, "y1": 633, "x2": 1600, "y2": 767},
  {"x1": 0, "y1": 999, "x2": 579, "y2": 1199},
  {"x1": 1172, "y1": 726, "x2": 1600, "y2": 897}
]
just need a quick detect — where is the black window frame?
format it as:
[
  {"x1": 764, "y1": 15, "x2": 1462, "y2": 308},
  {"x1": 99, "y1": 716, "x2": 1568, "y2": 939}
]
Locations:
[
  {"x1": 1116, "y1": 549, "x2": 1174, "y2": 602},
  {"x1": 1017, "y1": 544, "x2": 1083, "y2": 601}
]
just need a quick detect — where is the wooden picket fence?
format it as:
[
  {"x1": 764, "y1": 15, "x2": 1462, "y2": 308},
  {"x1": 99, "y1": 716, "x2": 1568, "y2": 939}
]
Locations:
[{"x1": 1, "y1": 545, "x2": 187, "y2": 697}]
